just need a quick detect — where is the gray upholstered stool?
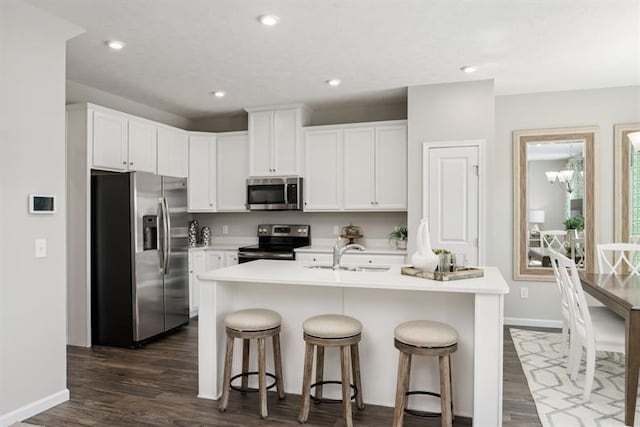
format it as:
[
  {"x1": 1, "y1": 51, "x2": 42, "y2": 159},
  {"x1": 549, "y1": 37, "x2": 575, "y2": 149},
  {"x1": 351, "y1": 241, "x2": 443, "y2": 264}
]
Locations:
[
  {"x1": 218, "y1": 308, "x2": 285, "y2": 418},
  {"x1": 392, "y1": 320, "x2": 458, "y2": 427},
  {"x1": 299, "y1": 314, "x2": 364, "y2": 427}
]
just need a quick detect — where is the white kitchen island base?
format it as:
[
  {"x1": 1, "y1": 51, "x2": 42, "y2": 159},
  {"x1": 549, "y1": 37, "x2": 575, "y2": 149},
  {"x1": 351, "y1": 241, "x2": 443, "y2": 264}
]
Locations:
[{"x1": 198, "y1": 260, "x2": 508, "y2": 426}]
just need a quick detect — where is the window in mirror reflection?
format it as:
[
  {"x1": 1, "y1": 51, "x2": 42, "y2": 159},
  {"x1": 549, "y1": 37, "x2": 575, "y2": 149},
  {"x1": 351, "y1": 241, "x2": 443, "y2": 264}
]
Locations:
[
  {"x1": 633, "y1": 149, "x2": 640, "y2": 241},
  {"x1": 526, "y1": 140, "x2": 585, "y2": 269}
]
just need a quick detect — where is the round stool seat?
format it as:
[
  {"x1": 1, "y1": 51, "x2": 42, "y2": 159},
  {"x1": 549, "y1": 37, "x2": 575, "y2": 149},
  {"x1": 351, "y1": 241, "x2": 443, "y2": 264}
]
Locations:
[
  {"x1": 394, "y1": 320, "x2": 458, "y2": 348},
  {"x1": 225, "y1": 308, "x2": 281, "y2": 332},
  {"x1": 303, "y1": 314, "x2": 362, "y2": 339}
]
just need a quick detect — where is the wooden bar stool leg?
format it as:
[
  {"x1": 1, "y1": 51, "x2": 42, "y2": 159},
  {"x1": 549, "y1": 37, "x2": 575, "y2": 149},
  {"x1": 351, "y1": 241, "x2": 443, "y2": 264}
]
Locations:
[
  {"x1": 241, "y1": 339, "x2": 250, "y2": 392},
  {"x1": 258, "y1": 337, "x2": 268, "y2": 418},
  {"x1": 340, "y1": 345, "x2": 353, "y2": 427},
  {"x1": 403, "y1": 353, "x2": 412, "y2": 411},
  {"x1": 272, "y1": 333, "x2": 285, "y2": 400},
  {"x1": 449, "y1": 354, "x2": 454, "y2": 422},
  {"x1": 298, "y1": 342, "x2": 314, "y2": 423},
  {"x1": 350, "y1": 343, "x2": 364, "y2": 410},
  {"x1": 393, "y1": 351, "x2": 410, "y2": 427},
  {"x1": 439, "y1": 355, "x2": 452, "y2": 427},
  {"x1": 218, "y1": 334, "x2": 234, "y2": 412},
  {"x1": 314, "y1": 346, "x2": 325, "y2": 401}
]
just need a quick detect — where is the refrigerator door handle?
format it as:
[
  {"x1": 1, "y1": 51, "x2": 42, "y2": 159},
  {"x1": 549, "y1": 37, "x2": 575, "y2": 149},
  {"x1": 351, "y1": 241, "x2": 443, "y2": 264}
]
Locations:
[
  {"x1": 158, "y1": 199, "x2": 165, "y2": 273},
  {"x1": 162, "y1": 196, "x2": 171, "y2": 274}
]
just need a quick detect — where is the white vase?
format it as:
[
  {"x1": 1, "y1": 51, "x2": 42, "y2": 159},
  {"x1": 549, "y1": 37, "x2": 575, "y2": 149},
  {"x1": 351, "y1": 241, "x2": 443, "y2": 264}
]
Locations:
[{"x1": 411, "y1": 218, "x2": 439, "y2": 272}]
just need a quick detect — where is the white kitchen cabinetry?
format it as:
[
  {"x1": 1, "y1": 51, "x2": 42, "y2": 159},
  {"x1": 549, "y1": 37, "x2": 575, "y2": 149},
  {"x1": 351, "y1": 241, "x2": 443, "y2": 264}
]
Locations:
[
  {"x1": 158, "y1": 127, "x2": 189, "y2": 178},
  {"x1": 246, "y1": 105, "x2": 307, "y2": 176},
  {"x1": 303, "y1": 129, "x2": 342, "y2": 210},
  {"x1": 189, "y1": 249, "x2": 236, "y2": 317},
  {"x1": 127, "y1": 119, "x2": 158, "y2": 173},
  {"x1": 296, "y1": 253, "x2": 332, "y2": 264},
  {"x1": 217, "y1": 132, "x2": 249, "y2": 211},
  {"x1": 297, "y1": 251, "x2": 405, "y2": 265},
  {"x1": 303, "y1": 121, "x2": 407, "y2": 212},
  {"x1": 188, "y1": 133, "x2": 216, "y2": 212},
  {"x1": 92, "y1": 110, "x2": 128, "y2": 171},
  {"x1": 225, "y1": 252, "x2": 239, "y2": 266}
]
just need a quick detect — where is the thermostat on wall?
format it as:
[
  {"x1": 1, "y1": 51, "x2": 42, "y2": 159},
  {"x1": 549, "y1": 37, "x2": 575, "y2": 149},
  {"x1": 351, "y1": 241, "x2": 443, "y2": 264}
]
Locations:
[{"x1": 29, "y1": 194, "x2": 56, "y2": 214}]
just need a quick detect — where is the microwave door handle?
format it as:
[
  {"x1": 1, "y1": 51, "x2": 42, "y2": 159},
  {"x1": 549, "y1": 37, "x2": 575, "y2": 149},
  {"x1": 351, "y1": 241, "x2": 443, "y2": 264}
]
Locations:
[{"x1": 284, "y1": 183, "x2": 288, "y2": 206}]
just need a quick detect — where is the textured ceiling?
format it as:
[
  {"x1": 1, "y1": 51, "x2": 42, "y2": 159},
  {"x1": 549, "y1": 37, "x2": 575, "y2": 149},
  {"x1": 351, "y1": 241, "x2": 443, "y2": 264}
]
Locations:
[{"x1": 25, "y1": 0, "x2": 640, "y2": 119}]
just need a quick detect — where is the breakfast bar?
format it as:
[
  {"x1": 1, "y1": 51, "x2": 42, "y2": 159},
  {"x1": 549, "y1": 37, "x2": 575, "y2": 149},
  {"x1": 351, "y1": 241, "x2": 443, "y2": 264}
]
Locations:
[{"x1": 198, "y1": 260, "x2": 509, "y2": 426}]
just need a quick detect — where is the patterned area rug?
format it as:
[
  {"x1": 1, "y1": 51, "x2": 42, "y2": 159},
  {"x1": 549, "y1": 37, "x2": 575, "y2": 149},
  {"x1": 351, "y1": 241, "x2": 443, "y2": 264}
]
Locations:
[{"x1": 510, "y1": 328, "x2": 639, "y2": 426}]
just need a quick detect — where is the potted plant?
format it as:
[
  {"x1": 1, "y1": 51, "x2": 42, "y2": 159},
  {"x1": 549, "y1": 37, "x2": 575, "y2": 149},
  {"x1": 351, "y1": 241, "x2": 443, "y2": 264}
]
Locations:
[
  {"x1": 563, "y1": 215, "x2": 584, "y2": 249},
  {"x1": 388, "y1": 226, "x2": 408, "y2": 249}
]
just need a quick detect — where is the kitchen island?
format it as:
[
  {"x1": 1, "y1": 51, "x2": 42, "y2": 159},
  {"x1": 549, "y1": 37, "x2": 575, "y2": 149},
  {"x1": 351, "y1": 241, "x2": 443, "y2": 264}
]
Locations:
[{"x1": 198, "y1": 260, "x2": 509, "y2": 426}]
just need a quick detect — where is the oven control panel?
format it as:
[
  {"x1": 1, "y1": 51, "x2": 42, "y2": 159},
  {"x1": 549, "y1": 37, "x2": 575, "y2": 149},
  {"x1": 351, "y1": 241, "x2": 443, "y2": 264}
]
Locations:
[{"x1": 257, "y1": 224, "x2": 310, "y2": 237}]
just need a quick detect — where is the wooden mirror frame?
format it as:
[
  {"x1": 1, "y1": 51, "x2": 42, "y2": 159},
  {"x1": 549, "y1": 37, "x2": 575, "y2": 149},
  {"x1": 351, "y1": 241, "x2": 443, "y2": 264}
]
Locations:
[
  {"x1": 513, "y1": 126, "x2": 598, "y2": 281},
  {"x1": 614, "y1": 124, "x2": 640, "y2": 242}
]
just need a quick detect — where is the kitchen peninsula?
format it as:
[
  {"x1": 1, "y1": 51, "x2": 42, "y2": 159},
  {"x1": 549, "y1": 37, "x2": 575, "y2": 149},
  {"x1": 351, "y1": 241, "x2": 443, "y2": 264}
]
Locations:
[{"x1": 198, "y1": 260, "x2": 509, "y2": 426}]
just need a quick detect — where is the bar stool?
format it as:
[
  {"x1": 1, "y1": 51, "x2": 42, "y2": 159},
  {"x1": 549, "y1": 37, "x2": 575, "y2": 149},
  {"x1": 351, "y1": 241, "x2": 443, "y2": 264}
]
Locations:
[
  {"x1": 299, "y1": 314, "x2": 364, "y2": 427},
  {"x1": 218, "y1": 308, "x2": 285, "y2": 418},
  {"x1": 392, "y1": 320, "x2": 458, "y2": 427}
]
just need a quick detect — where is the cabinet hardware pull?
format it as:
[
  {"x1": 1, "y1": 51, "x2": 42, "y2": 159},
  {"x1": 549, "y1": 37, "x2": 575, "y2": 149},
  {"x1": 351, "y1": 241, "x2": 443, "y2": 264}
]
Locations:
[
  {"x1": 122, "y1": 161, "x2": 127, "y2": 165},
  {"x1": 130, "y1": 162, "x2": 134, "y2": 165}
]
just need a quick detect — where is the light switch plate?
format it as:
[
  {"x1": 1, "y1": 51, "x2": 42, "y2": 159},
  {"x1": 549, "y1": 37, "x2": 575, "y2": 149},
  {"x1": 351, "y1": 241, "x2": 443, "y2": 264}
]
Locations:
[
  {"x1": 35, "y1": 238, "x2": 47, "y2": 258},
  {"x1": 222, "y1": 225, "x2": 229, "y2": 235},
  {"x1": 333, "y1": 225, "x2": 340, "y2": 235}
]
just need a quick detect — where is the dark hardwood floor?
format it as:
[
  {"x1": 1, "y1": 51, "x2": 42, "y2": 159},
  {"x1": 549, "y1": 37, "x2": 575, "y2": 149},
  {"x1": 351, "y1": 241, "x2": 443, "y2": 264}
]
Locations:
[{"x1": 27, "y1": 321, "x2": 544, "y2": 426}]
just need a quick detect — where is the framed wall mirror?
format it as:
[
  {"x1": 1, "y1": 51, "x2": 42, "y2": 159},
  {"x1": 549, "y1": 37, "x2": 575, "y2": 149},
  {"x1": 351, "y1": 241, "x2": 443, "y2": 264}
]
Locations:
[
  {"x1": 513, "y1": 126, "x2": 597, "y2": 281},
  {"x1": 614, "y1": 124, "x2": 640, "y2": 243}
]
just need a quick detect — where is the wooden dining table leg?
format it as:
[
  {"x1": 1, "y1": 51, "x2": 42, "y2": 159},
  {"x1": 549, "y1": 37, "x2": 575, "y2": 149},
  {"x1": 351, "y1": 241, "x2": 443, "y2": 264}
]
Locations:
[{"x1": 625, "y1": 311, "x2": 640, "y2": 426}]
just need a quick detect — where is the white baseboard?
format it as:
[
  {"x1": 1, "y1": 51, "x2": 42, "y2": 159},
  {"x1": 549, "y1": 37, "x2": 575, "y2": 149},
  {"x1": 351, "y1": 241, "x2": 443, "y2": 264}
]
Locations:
[
  {"x1": 505, "y1": 317, "x2": 563, "y2": 329},
  {"x1": 0, "y1": 388, "x2": 69, "y2": 427}
]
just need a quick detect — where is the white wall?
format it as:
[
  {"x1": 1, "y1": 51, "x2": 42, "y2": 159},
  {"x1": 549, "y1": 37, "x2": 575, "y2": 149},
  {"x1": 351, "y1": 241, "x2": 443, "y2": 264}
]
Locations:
[
  {"x1": 0, "y1": 1, "x2": 82, "y2": 424},
  {"x1": 67, "y1": 80, "x2": 191, "y2": 129},
  {"x1": 193, "y1": 211, "x2": 406, "y2": 243},
  {"x1": 407, "y1": 80, "x2": 495, "y2": 259},
  {"x1": 492, "y1": 86, "x2": 640, "y2": 322}
]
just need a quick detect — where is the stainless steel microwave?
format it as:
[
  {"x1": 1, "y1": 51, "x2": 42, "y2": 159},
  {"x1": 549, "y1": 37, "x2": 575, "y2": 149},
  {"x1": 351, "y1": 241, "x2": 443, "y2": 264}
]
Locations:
[{"x1": 246, "y1": 177, "x2": 303, "y2": 211}]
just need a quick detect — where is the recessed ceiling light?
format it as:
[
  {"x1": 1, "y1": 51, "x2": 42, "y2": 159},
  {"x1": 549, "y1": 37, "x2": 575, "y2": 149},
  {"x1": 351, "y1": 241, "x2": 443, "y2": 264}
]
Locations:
[
  {"x1": 460, "y1": 65, "x2": 477, "y2": 73},
  {"x1": 326, "y1": 79, "x2": 342, "y2": 87},
  {"x1": 258, "y1": 14, "x2": 280, "y2": 26},
  {"x1": 105, "y1": 40, "x2": 125, "y2": 50},
  {"x1": 212, "y1": 90, "x2": 226, "y2": 98}
]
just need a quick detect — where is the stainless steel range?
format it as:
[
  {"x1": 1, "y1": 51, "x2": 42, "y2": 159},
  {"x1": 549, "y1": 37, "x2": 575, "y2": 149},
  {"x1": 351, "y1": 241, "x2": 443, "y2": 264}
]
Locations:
[{"x1": 238, "y1": 224, "x2": 310, "y2": 263}]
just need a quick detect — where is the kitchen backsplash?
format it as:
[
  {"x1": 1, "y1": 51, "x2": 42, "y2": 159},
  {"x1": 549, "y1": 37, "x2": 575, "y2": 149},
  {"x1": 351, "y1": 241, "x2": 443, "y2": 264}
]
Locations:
[{"x1": 191, "y1": 211, "x2": 407, "y2": 240}]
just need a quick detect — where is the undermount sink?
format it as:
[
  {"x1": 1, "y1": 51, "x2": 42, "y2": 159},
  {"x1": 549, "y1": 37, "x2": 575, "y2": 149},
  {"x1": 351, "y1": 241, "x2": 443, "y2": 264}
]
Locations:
[{"x1": 304, "y1": 264, "x2": 390, "y2": 273}]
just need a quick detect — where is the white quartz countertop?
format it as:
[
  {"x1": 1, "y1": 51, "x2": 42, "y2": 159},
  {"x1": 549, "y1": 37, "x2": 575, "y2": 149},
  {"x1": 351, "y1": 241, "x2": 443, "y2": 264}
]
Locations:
[
  {"x1": 295, "y1": 244, "x2": 407, "y2": 256},
  {"x1": 198, "y1": 260, "x2": 509, "y2": 295}
]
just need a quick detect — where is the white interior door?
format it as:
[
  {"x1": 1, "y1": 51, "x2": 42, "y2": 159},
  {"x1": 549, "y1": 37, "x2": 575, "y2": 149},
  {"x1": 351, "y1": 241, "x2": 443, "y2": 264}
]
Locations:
[{"x1": 426, "y1": 145, "x2": 480, "y2": 265}]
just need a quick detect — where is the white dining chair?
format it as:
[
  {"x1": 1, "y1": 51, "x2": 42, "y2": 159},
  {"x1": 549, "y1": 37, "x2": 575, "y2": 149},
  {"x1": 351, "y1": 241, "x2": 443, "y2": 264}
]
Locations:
[
  {"x1": 597, "y1": 243, "x2": 640, "y2": 275},
  {"x1": 541, "y1": 230, "x2": 566, "y2": 250},
  {"x1": 549, "y1": 249, "x2": 625, "y2": 402}
]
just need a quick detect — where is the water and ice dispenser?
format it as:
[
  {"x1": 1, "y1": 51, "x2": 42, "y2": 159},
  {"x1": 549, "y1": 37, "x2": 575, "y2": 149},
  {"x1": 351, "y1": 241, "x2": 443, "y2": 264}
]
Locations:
[{"x1": 143, "y1": 215, "x2": 158, "y2": 250}]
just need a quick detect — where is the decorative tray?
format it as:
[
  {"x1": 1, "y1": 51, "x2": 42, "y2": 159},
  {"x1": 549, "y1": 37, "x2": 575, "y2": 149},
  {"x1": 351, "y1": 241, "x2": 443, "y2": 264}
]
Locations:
[{"x1": 401, "y1": 266, "x2": 484, "y2": 281}]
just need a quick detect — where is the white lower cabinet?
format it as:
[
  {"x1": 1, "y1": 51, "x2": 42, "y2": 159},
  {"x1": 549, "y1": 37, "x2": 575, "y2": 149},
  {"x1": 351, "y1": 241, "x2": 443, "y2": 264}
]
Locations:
[
  {"x1": 296, "y1": 252, "x2": 405, "y2": 265},
  {"x1": 189, "y1": 249, "x2": 236, "y2": 317}
]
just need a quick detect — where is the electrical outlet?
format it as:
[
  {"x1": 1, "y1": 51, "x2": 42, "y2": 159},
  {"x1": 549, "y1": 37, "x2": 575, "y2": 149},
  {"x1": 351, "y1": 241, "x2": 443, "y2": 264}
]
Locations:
[
  {"x1": 35, "y1": 238, "x2": 47, "y2": 258},
  {"x1": 520, "y1": 287, "x2": 529, "y2": 298},
  {"x1": 222, "y1": 225, "x2": 229, "y2": 235},
  {"x1": 333, "y1": 225, "x2": 340, "y2": 235}
]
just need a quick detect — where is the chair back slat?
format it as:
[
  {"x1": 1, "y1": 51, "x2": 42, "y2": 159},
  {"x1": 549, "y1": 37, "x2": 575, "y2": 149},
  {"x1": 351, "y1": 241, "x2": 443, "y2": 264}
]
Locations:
[
  {"x1": 541, "y1": 230, "x2": 567, "y2": 250},
  {"x1": 597, "y1": 243, "x2": 640, "y2": 274}
]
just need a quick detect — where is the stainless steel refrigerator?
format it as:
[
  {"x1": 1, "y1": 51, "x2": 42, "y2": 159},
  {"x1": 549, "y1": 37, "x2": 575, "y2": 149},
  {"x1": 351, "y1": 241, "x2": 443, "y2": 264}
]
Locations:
[{"x1": 91, "y1": 171, "x2": 189, "y2": 347}]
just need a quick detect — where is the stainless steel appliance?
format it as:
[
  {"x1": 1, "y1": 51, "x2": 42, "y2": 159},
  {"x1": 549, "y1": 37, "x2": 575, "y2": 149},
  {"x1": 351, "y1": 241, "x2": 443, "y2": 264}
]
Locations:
[
  {"x1": 91, "y1": 171, "x2": 189, "y2": 347},
  {"x1": 238, "y1": 224, "x2": 310, "y2": 263},
  {"x1": 246, "y1": 176, "x2": 303, "y2": 211}
]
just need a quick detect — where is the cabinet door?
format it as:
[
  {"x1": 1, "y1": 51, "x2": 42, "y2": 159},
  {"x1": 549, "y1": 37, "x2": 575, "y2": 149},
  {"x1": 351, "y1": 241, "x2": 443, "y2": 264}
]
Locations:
[
  {"x1": 296, "y1": 253, "x2": 332, "y2": 264},
  {"x1": 341, "y1": 253, "x2": 406, "y2": 265},
  {"x1": 304, "y1": 129, "x2": 342, "y2": 210},
  {"x1": 343, "y1": 128, "x2": 375, "y2": 210},
  {"x1": 217, "y1": 133, "x2": 249, "y2": 211},
  {"x1": 128, "y1": 119, "x2": 157, "y2": 173},
  {"x1": 249, "y1": 111, "x2": 273, "y2": 176},
  {"x1": 375, "y1": 125, "x2": 407, "y2": 210},
  {"x1": 92, "y1": 110, "x2": 127, "y2": 171},
  {"x1": 224, "y1": 252, "x2": 239, "y2": 266},
  {"x1": 158, "y1": 128, "x2": 189, "y2": 178},
  {"x1": 188, "y1": 134, "x2": 215, "y2": 212},
  {"x1": 190, "y1": 251, "x2": 206, "y2": 316},
  {"x1": 273, "y1": 109, "x2": 299, "y2": 175},
  {"x1": 205, "y1": 251, "x2": 225, "y2": 270}
]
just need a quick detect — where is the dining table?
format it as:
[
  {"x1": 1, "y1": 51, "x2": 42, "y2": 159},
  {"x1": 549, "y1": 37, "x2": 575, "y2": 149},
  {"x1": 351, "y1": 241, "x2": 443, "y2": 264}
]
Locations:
[{"x1": 579, "y1": 272, "x2": 640, "y2": 426}]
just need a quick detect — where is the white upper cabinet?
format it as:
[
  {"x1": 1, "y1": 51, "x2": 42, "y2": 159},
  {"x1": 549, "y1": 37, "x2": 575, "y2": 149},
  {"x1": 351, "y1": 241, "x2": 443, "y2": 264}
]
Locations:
[
  {"x1": 343, "y1": 128, "x2": 376, "y2": 210},
  {"x1": 217, "y1": 132, "x2": 249, "y2": 211},
  {"x1": 374, "y1": 125, "x2": 407, "y2": 209},
  {"x1": 304, "y1": 129, "x2": 342, "y2": 211},
  {"x1": 302, "y1": 120, "x2": 407, "y2": 212},
  {"x1": 92, "y1": 110, "x2": 128, "y2": 171},
  {"x1": 127, "y1": 119, "x2": 157, "y2": 173},
  {"x1": 188, "y1": 134, "x2": 216, "y2": 212},
  {"x1": 158, "y1": 127, "x2": 188, "y2": 178},
  {"x1": 247, "y1": 106, "x2": 306, "y2": 176}
]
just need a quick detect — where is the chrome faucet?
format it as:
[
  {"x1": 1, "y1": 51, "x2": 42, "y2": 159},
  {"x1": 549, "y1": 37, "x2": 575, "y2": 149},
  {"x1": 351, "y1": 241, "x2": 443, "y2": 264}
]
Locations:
[{"x1": 332, "y1": 241, "x2": 365, "y2": 270}]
